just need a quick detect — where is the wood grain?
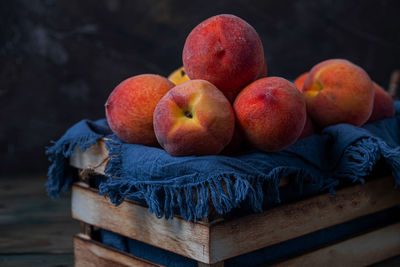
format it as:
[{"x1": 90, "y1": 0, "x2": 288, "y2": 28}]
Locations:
[
  {"x1": 0, "y1": 220, "x2": 78, "y2": 254},
  {"x1": 69, "y1": 138, "x2": 109, "y2": 175},
  {"x1": 71, "y1": 183, "x2": 212, "y2": 263},
  {"x1": 0, "y1": 175, "x2": 80, "y2": 254},
  {"x1": 276, "y1": 222, "x2": 400, "y2": 266},
  {"x1": 197, "y1": 262, "x2": 224, "y2": 267},
  {"x1": 72, "y1": 176, "x2": 400, "y2": 264},
  {"x1": 74, "y1": 233, "x2": 163, "y2": 267},
  {"x1": 0, "y1": 253, "x2": 74, "y2": 267},
  {"x1": 208, "y1": 176, "x2": 400, "y2": 263},
  {"x1": 1, "y1": 175, "x2": 398, "y2": 266}
]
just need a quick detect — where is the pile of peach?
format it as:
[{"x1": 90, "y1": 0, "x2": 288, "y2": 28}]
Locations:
[{"x1": 105, "y1": 14, "x2": 395, "y2": 156}]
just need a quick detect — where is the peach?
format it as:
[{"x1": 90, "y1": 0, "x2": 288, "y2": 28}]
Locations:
[
  {"x1": 182, "y1": 14, "x2": 265, "y2": 102},
  {"x1": 168, "y1": 66, "x2": 190, "y2": 85},
  {"x1": 367, "y1": 82, "x2": 395, "y2": 123},
  {"x1": 220, "y1": 127, "x2": 247, "y2": 155},
  {"x1": 256, "y1": 59, "x2": 268, "y2": 79},
  {"x1": 153, "y1": 80, "x2": 235, "y2": 156},
  {"x1": 303, "y1": 59, "x2": 374, "y2": 127},
  {"x1": 234, "y1": 77, "x2": 307, "y2": 152},
  {"x1": 294, "y1": 72, "x2": 309, "y2": 92},
  {"x1": 298, "y1": 115, "x2": 315, "y2": 139},
  {"x1": 105, "y1": 74, "x2": 174, "y2": 145}
]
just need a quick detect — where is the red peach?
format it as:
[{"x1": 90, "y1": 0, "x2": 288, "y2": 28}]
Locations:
[
  {"x1": 256, "y1": 59, "x2": 268, "y2": 79},
  {"x1": 182, "y1": 14, "x2": 265, "y2": 102},
  {"x1": 294, "y1": 72, "x2": 309, "y2": 92},
  {"x1": 303, "y1": 59, "x2": 374, "y2": 127},
  {"x1": 220, "y1": 127, "x2": 247, "y2": 156},
  {"x1": 234, "y1": 77, "x2": 307, "y2": 152},
  {"x1": 298, "y1": 115, "x2": 315, "y2": 139},
  {"x1": 105, "y1": 74, "x2": 174, "y2": 145},
  {"x1": 153, "y1": 80, "x2": 235, "y2": 156},
  {"x1": 367, "y1": 82, "x2": 395, "y2": 122}
]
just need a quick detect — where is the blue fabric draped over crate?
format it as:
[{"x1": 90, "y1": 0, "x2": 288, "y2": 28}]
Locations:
[{"x1": 47, "y1": 101, "x2": 400, "y2": 222}]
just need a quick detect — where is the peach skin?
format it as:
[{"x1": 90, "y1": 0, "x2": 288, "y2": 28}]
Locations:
[
  {"x1": 367, "y1": 82, "x2": 395, "y2": 123},
  {"x1": 183, "y1": 14, "x2": 265, "y2": 102},
  {"x1": 220, "y1": 127, "x2": 247, "y2": 156},
  {"x1": 234, "y1": 77, "x2": 307, "y2": 152},
  {"x1": 105, "y1": 74, "x2": 174, "y2": 145},
  {"x1": 294, "y1": 72, "x2": 309, "y2": 92},
  {"x1": 153, "y1": 79, "x2": 235, "y2": 156},
  {"x1": 298, "y1": 115, "x2": 315, "y2": 139},
  {"x1": 303, "y1": 59, "x2": 374, "y2": 127},
  {"x1": 256, "y1": 59, "x2": 268, "y2": 79}
]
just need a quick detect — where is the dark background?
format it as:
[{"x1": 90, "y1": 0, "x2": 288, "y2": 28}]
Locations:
[{"x1": 1, "y1": 0, "x2": 400, "y2": 175}]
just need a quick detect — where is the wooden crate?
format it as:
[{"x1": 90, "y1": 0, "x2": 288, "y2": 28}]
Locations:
[{"x1": 70, "y1": 140, "x2": 400, "y2": 266}]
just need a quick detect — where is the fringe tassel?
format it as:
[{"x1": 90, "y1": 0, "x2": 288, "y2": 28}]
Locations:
[
  {"x1": 378, "y1": 140, "x2": 400, "y2": 187},
  {"x1": 46, "y1": 133, "x2": 102, "y2": 198},
  {"x1": 46, "y1": 121, "x2": 400, "y2": 222},
  {"x1": 334, "y1": 138, "x2": 380, "y2": 184},
  {"x1": 332, "y1": 136, "x2": 400, "y2": 190},
  {"x1": 99, "y1": 166, "x2": 329, "y2": 222}
]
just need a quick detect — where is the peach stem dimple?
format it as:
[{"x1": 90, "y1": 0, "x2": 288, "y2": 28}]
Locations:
[{"x1": 184, "y1": 110, "x2": 193, "y2": 119}]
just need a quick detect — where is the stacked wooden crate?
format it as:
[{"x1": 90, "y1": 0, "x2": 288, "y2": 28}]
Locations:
[{"x1": 69, "y1": 140, "x2": 400, "y2": 266}]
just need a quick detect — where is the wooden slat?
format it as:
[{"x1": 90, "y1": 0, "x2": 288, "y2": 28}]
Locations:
[
  {"x1": 198, "y1": 262, "x2": 224, "y2": 267},
  {"x1": 276, "y1": 222, "x2": 400, "y2": 266},
  {"x1": 71, "y1": 183, "x2": 212, "y2": 263},
  {"x1": 69, "y1": 138, "x2": 108, "y2": 175},
  {"x1": 74, "y1": 233, "x2": 163, "y2": 267},
  {"x1": 72, "y1": 176, "x2": 400, "y2": 264},
  {"x1": 69, "y1": 140, "x2": 400, "y2": 263},
  {"x1": 208, "y1": 176, "x2": 400, "y2": 263}
]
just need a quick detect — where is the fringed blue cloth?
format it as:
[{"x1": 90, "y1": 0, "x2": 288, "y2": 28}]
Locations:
[{"x1": 46, "y1": 101, "x2": 400, "y2": 221}]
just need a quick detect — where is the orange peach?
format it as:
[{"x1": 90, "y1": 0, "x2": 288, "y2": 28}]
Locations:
[
  {"x1": 105, "y1": 74, "x2": 174, "y2": 145},
  {"x1": 182, "y1": 14, "x2": 265, "y2": 102},
  {"x1": 153, "y1": 80, "x2": 235, "y2": 156},
  {"x1": 168, "y1": 66, "x2": 190, "y2": 85},
  {"x1": 367, "y1": 82, "x2": 395, "y2": 122},
  {"x1": 303, "y1": 59, "x2": 374, "y2": 127},
  {"x1": 234, "y1": 77, "x2": 307, "y2": 152},
  {"x1": 294, "y1": 72, "x2": 309, "y2": 92}
]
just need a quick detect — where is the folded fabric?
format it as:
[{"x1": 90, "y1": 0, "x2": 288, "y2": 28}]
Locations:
[{"x1": 46, "y1": 102, "x2": 400, "y2": 221}]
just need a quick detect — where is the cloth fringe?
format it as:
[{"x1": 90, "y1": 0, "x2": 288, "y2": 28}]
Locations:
[
  {"x1": 45, "y1": 133, "x2": 102, "y2": 198},
  {"x1": 335, "y1": 137, "x2": 400, "y2": 187},
  {"x1": 100, "y1": 137, "x2": 330, "y2": 221},
  {"x1": 45, "y1": 114, "x2": 400, "y2": 221},
  {"x1": 99, "y1": 135, "x2": 400, "y2": 222}
]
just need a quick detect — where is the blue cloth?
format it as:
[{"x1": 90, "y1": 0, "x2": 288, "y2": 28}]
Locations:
[{"x1": 47, "y1": 102, "x2": 400, "y2": 221}]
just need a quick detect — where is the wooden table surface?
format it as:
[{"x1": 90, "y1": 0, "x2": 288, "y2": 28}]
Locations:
[
  {"x1": 0, "y1": 175, "x2": 399, "y2": 267},
  {"x1": 0, "y1": 175, "x2": 79, "y2": 267}
]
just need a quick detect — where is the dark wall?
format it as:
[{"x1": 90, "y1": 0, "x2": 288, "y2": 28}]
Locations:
[{"x1": 1, "y1": 0, "x2": 400, "y2": 174}]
